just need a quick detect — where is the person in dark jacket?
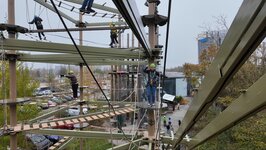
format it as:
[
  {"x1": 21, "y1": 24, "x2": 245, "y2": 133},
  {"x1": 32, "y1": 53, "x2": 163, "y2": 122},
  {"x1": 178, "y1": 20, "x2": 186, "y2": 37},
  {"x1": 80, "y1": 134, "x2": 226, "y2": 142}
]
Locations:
[
  {"x1": 61, "y1": 71, "x2": 78, "y2": 99},
  {"x1": 80, "y1": 0, "x2": 95, "y2": 13},
  {"x1": 109, "y1": 23, "x2": 119, "y2": 48},
  {"x1": 28, "y1": 16, "x2": 46, "y2": 40},
  {"x1": 143, "y1": 63, "x2": 160, "y2": 106}
]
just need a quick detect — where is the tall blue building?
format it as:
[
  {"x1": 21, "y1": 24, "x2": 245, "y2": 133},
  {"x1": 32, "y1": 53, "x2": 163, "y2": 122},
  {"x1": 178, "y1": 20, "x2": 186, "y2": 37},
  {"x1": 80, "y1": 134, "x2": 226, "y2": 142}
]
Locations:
[{"x1": 197, "y1": 30, "x2": 227, "y2": 63}]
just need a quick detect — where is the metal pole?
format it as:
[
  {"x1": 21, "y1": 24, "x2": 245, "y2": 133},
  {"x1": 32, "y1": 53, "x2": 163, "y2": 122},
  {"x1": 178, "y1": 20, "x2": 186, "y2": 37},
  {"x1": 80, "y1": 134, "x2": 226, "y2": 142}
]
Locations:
[
  {"x1": 8, "y1": 0, "x2": 17, "y2": 149},
  {"x1": 79, "y1": 13, "x2": 84, "y2": 150}
]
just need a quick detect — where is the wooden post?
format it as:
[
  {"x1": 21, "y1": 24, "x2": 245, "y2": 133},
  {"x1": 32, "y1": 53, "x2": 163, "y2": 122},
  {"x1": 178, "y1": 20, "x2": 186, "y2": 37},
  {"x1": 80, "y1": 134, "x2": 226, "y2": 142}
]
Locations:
[{"x1": 147, "y1": 2, "x2": 156, "y2": 147}]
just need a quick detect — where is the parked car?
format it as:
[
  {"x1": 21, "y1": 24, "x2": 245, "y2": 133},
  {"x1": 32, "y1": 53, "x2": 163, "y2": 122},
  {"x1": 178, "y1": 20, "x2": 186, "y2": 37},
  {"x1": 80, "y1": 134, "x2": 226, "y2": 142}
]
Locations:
[
  {"x1": 67, "y1": 107, "x2": 88, "y2": 116},
  {"x1": 54, "y1": 123, "x2": 74, "y2": 130},
  {"x1": 39, "y1": 102, "x2": 49, "y2": 109},
  {"x1": 48, "y1": 100, "x2": 57, "y2": 107},
  {"x1": 26, "y1": 134, "x2": 53, "y2": 150},
  {"x1": 45, "y1": 135, "x2": 63, "y2": 144}
]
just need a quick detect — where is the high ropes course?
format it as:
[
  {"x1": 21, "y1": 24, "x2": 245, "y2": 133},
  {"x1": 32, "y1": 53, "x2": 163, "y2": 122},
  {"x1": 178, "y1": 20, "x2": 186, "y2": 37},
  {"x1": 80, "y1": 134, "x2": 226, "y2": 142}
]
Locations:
[{"x1": 0, "y1": 0, "x2": 266, "y2": 150}]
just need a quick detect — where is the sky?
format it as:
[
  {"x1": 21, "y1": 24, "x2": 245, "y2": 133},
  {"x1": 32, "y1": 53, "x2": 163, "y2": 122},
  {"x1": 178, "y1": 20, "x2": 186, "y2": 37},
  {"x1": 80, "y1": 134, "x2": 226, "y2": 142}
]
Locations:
[{"x1": 0, "y1": 0, "x2": 243, "y2": 69}]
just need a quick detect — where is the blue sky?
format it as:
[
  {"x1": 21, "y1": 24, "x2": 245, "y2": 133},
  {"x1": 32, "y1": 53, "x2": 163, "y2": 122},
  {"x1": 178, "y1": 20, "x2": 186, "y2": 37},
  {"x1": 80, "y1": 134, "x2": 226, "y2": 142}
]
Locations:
[{"x1": 0, "y1": 0, "x2": 243, "y2": 68}]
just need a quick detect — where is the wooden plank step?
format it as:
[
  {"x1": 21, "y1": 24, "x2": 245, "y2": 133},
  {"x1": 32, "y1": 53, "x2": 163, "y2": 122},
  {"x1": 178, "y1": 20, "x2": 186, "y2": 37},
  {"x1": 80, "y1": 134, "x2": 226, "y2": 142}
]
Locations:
[
  {"x1": 65, "y1": 120, "x2": 73, "y2": 125},
  {"x1": 14, "y1": 125, "x2": 22, "y2": 132},
  {"x1": 127, "y1": 108, "x2": 134, "y2": 111},
  {"x1": 54, "y1": 143, "x2": 61, "y2": 146},
  {"x1": 57, "y1": 121, "x2": 64, "y2": 126},
  {"x1": 118, "y1": 110, "x2": 126, "y2": 114},
  {"x1": 41, "y1": 123, "x2": 48, "y2": 128},
  {"x1": 32, "y1": 124, "x2": 39, "y2": 130},
  {"x1": 79, "y1": 118, "x2": 86, "y2": 123},
  {"x1": 85, "y1": 116, "x2": 93, "y2": 121},
  {"x1": 97, "y1": 114, "x2": 105, "y2": 118},
  {"x1": 115, "y1": 111, "x2": 122, "y2": 115},
  {"x1": 102, "y1": 113, "x2": 110, "y2": 117},
  {"x1": 23, "y1": 124, "x2": 31, "y2": 131},
  {"x1": 72, "y1": 119, "x2": 79, "y2": 124},
  {"x1": 110, "y1": 112, "x2": 115, "y2": 116},
  {"x1": 123, "y1": 109, "x2": 131, "y2": 113},
  {"x1": 90, "y1": 115, "x2": 99, "y2": 120},
  {"x1": 50, "y1": 122, "x2": 57, "y2": 127},
  {"x1": 48, "y1": 146, "x2": 56, "y2": 150}
]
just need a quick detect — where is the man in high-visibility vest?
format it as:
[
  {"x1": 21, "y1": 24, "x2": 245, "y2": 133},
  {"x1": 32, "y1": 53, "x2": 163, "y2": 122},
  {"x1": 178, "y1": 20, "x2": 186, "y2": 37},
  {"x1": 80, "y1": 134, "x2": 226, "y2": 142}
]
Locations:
[{"x1": 109, "y1": 23, "x2": 119, "y2": 48}]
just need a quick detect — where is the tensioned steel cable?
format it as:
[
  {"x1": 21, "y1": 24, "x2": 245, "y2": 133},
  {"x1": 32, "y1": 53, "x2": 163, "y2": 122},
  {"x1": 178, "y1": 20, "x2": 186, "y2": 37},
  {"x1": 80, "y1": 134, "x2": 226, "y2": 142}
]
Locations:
[
  {"x1": 49, "y1": 0, "x2": 116, "y2": 113},
  {"x1": 155, "y1": 0, "x2": 172, "y2": 145}
]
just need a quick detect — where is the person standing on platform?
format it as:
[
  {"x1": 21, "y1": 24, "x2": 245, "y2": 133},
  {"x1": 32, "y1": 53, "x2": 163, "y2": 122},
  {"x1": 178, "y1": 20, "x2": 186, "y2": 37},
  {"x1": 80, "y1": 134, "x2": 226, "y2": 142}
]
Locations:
[
  {"x1": 143, "y1": 63, "x2": 160, "y2": 107},
  {"x1": 61, "y1": 71, "x2": 79, "y2": 99}
]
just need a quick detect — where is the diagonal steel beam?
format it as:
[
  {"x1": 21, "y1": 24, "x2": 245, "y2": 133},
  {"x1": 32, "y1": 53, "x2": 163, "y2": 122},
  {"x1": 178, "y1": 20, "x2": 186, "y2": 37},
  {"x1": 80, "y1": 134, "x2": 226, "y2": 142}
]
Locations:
[
  {"x1": 112, "y1": 0, "x2": 151, "y2": 57},
  {"x1": 63, "y1": 0, "x2": 120, "y2": 14},
  {"x1": 186, "y1": 74, "x2": 266, "y2": 149},
  {"x1": 29, "y1": 129, "x2": 135, "y2": 139},
  {"x1": 173, "y1": 0, "x2": 266, "y2": 148},
  {"x1": 34, "y1": 0, "x2": 79, "y2": 25},
  {"x1": 2, "y1": 39, "x2": 145, "y2": 58}
]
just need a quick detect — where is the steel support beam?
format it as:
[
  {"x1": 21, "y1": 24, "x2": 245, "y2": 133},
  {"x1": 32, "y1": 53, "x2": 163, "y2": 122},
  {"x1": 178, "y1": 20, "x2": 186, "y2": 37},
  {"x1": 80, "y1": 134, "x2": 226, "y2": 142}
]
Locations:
[
  {"x1": 173, "y1": 0, "x2": 266, "y2": 148},
  {"x1": 2, "y1": 39, "x2": 145, "y2": 58},
  {"x1": 63, "y1": 0, "x2": 120, "y2": 14},
  {"x1": 19, "y1": 53, "x2": 143, "y2": 60},
  {"x1": 187, "y1": 74, "x2": 266, "y2": 149},
  {"x1": 29, "y1": 129, "x2": 135, "y2": 139},
  {"x1": 106, "y1": 138, "x2": 143, "y2": 150},
  {"x1": 19, "y1": 56, "x2": 147, "y2": 66},
  {"x1": 34, "y1": 0, "x2": 79, "y2": 25},
  {"x1": 29, "y1": 26, "x2": 129, "y2": 33},
  {"x1": 112, "y1": 0, "x2": 152, "y2": 57}
]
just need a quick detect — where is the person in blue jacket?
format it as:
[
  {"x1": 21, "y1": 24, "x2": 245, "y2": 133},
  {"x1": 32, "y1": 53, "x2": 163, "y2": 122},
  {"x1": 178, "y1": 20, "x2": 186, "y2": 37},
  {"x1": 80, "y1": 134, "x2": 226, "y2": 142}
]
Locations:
[{"x1": 143, "y1": 63, "x2": 160, "y2": 106}]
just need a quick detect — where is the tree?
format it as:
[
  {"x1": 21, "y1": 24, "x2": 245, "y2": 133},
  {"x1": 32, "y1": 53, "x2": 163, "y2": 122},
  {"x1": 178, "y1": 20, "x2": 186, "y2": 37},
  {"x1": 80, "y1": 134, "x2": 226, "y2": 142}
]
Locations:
[{"x1": 0, "y1": 62, "x2": 39, "y2": 99}]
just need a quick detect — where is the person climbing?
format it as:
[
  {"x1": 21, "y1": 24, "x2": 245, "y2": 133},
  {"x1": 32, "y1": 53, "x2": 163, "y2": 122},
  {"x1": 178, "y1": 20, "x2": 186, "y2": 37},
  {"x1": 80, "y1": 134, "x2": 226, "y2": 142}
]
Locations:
[
  {"x1": 28, "y1": 16, "x2": 46, "y2": 40},
  {"x1": 163, "y1": 115, "x2": 167, "y2": 127},
  {"x1": 61, "y1": 71, "x2": 79, "y2": 99},
  {"x1": 143, "y1": 63, "x2": 160, "y2": 106},
  {"x1": 80, "y1": 0, "x2": 95, "y2": 14},
  {"x1": 109, "y1": 22, "x2": 119, "y2": 48}
]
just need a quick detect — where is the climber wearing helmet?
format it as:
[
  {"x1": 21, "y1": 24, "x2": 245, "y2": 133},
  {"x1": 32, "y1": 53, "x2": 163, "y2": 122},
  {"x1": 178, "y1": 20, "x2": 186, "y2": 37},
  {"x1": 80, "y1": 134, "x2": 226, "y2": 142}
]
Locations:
[
  {"x1": 109, "y1": 22, "x2": 119, "y2": 48},
  {"x1": 143, "y1": 63, "x2": 160, "y2": 106}
]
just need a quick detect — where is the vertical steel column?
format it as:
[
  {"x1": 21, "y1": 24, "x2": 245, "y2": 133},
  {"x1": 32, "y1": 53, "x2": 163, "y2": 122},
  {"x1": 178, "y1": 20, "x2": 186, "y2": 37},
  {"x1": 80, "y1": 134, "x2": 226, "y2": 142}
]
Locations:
[
  {"x1": 79, "y1": 13, "x2": 84, "y2": 150},
  {"x1": 8, "y1": 0, "x2": 17, "y2": 149}
]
